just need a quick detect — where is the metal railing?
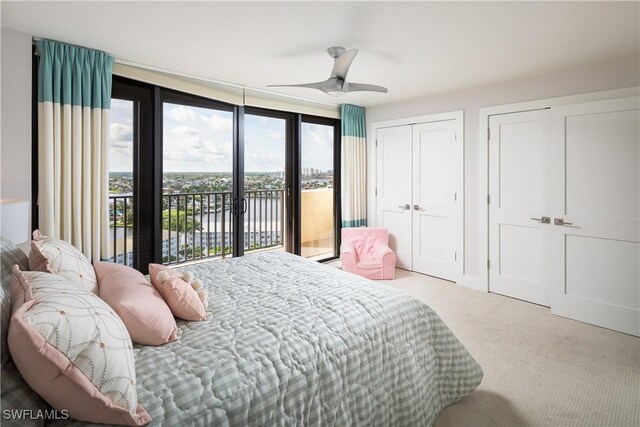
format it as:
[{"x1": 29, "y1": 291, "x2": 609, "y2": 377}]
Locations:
[{"x1": 109, "y1": 189, "x2": 285, "y2": 266}]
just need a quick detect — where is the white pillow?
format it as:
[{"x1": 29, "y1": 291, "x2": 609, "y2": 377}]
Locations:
[{"x1": 28, "y1": 230, "x2": 98, "y2": 294}]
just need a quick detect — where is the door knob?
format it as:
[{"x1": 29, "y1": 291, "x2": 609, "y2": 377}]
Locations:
[
  {"x1": 397, "y1": 204, "x2": 410, "y2": 210},
  {"x1": 553, "y1": 218, "x2": 573, "y2": 226},
  {"x1": 531, "y1": 217, "x2": 550, "y2": 224},
  {"x1": 413, "y1": 204, "x2": 423, "y2": 211}
]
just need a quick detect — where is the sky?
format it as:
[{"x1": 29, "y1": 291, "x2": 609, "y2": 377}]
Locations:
[{"x1": 109, "y1": 101, "x2": 334, "y2": 173}]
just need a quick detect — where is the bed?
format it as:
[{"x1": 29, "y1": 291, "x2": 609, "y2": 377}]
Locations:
[{"x1": 1, "y1": 242, "x2": 482, "y2": 426}]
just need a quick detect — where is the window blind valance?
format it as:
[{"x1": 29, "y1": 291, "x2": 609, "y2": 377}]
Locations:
[{"x1": 112, "y1": 63, "x2": 340, "y2": 119}]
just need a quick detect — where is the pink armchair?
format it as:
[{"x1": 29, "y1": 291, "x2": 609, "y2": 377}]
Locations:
[{"x1": 340, "y1": 227, "x2": 396, "y2": 280}]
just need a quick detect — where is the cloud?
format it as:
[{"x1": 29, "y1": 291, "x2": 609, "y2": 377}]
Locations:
[
  {"x1": 110, "y1": 123, "x2": 133, "y2": 148},
  {"x1": 165, "y1": 104, "x2": 232, "y2": 132},
  {"x1": 266, "y1": 131, "x2": 284, "y2": 141},
  {"x1": 202, "y1": 114, "x2": 233, "y2": 132},
  {"x1": 166, "y1": 105, "x2": 197, "y2": 123}
]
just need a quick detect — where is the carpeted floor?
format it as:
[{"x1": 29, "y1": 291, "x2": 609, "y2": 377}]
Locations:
[{"x1": 328, "y1": 262, "x2": 640, "y2": 427}]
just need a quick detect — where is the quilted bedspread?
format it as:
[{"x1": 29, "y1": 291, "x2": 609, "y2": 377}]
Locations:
[{"x1": 69, "y1": 252, "x2": 482, "y2": 426}]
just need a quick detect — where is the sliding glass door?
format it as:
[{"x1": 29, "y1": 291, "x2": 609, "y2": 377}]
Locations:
[
  {"x1": 301, "y1": 117, "x2": 340, "y2": 260},
  {"x1": 106, "y1": 77, "x2": 340, "y2": 269},
  {"x1": 108, "y1": 99, "x2": 135, "y2": 266},
  {"x1": 161, "y1": 92, "x2": 235, "y2": 263},
  {"x1": 244, "y1": 112, "x2": 289, "y2": 253}
]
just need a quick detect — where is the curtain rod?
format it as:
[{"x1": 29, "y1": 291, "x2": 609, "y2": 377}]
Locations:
[{"x1": 32, "y1": 37, "x2": 340, "y2": 109}]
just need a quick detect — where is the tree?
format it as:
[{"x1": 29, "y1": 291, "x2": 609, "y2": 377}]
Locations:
[{"x1": 162, "y1": 210, "x2": 201, "y2": 233}]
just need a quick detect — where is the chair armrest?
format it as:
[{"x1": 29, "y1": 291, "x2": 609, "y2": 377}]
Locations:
[
  {"x1": 374, "y1": 242, "x2": 394, "y2": 260},
  {"x1": 340, "y1": 241, "x2": 358, "y2": 262}
]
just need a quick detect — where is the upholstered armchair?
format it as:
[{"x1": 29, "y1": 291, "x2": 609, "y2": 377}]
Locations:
[{"x1": 340, "y1": 227, "x2": 396, "y2": 280}]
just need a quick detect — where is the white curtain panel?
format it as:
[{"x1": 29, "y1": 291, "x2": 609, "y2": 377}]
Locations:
[
  {"x1": 340, "y1": 104, "x2": 367, "y2": 227},
  {"x1": 36, "y1": 40, "x2": 114, "y2": 260}
]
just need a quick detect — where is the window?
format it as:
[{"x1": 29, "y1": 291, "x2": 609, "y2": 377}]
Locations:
[
  {"x1": 162, "y1": 101, "x2": 234, "y2": 263},
  {"x1": 108, "y1": 99, "x2": 135, "y2": 266},
  {"x1": 99, "y1": 78, "x2": 341, "y2": 269},
  {"x1": 244, "y1": 113, "x2": 288, "y2": 253},
  {"x1": 301, "y1": 120, "x2": 338, "y2": 260}
]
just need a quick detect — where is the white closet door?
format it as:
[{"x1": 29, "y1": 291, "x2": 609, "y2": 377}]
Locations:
[
  {"x1": 549, "y1": 97, "x2": 640, "y2": 336},
  {"x1": 376, "y1": 125, "x2": 413, "y2": 269},
  {"x1": 489, "y1": 109, "x2": 552, "y2": 306},
  {"x1": 412, "y1": 121, "x2": 460, "y2": 281}
]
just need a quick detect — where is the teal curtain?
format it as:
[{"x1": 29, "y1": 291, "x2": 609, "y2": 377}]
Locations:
[
  {"x1": 341, "y1": 104, "x2": 367, "y2": 227},
  {"x1": 36, "y1": 39, "x2": 114, "y2": 261}
]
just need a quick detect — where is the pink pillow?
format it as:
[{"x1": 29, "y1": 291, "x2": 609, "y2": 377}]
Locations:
[
  {"x1": 8, "y1": 266, "x2": 151, "y2": 426},
  {"x1": 148, "y1": 264, "x2": 206, "y2": 321},
  {"x1": 94, "y1": 261, "x2": 178, "y2": 346}
]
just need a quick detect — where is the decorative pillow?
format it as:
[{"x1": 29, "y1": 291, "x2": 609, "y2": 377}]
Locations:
[
  {"x1": 1, "y1": 237, "x2": 29, "y2": 368},
  {"x1": 28, "y1": 230, "x2": 98, "y2": 294},
  {"x1": 2, "y1": 357, "x2": 52, "y2": 427},
  {"x1": 148, "y1": 263, "x2": 207, "y2": 321},
  {"x1": 94, "y1": 261, "x2": 178, "y2": 346},
  {"x1": 8, "y1": 266, "x2": 151, "y2": 426}
]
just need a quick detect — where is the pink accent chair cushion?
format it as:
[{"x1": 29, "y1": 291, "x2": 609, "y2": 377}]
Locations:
[{"x1": 340, "y1": 227, "x2": 396, "y2": 280}]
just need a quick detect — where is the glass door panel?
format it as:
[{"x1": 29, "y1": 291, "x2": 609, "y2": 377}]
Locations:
[
  {"x1": 108, "y1": 99, "x2": 135, "y2": 266},
  {"x1": 243, "y1": 114, "x2": 287, "y2": 253},
  {"x1": 301, "y1": 122, "x2": 336, "y2": 260},
  {"x1": 162, "y1": 102, "x2": 234, "y2": 263}
]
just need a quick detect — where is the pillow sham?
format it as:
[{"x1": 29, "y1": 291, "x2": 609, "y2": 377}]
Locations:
[
  {"x1": 8, "y1": 266, "x2": 151, "y2": 426},
  {"x1": 94, "y1": 261, "x2": 178, "y2": 346},
  {"x1": 28, "y1": 230, "x2": 98, "y2": 294},
  {"x1": 148, "y1": 263, "x2": 207, "y2": 321},
  {"x1": 1, "y1": 237, "x2": 29, "y2": 368}
]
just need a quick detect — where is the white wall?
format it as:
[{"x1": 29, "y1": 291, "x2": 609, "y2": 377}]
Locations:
[
  {"x1": 366, "y1": 57, "x2": 640, "y2": 284},
  {"x1": 1, "y1": 28, "x2": 32, "y2": 238}
]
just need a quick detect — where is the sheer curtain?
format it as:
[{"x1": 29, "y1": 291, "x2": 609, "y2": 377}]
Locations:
[
  {"x1": 36, "y1": 39, "x2": 114, "y2": 260},
  {"x1": 340, "y1": 104, "x2": 367, "y2": 228}
]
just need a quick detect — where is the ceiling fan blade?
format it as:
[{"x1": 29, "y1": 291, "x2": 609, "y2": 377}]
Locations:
[
  {"x1": 331, "y1": 48, "x2": 358, "y2": 80},
  {"x1": 267, "y1": 78, "x2": 344, "y2": 93},
  {"x1": 346, "y1": 82, "x2": 388, "y2": 93},
  {"x1": 266, "y1": 81, "x2": 329, "y2": 90}
]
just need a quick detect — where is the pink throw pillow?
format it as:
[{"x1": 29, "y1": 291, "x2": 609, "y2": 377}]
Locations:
[
  {"x1": 94, "y1": 261, "x2": 178, "y2": 346},
  {"x1": 9, "y1": 266, "x2": 151, "y2": 426},
  {"x1": 148, "y1": 264, "x2": 206, "y2": 321}
]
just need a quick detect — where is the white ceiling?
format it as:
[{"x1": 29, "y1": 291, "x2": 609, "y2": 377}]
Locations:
[{"x1": 2, "y1": 1, "x2": 639, "y2": 107}]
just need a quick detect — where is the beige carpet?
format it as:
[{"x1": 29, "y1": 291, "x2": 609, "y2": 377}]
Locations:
[{"x1": 328, "y1": 262, "x2": 640, "y2": 427}]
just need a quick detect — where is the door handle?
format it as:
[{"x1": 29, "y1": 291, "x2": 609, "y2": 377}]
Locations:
[
  {"x1": 553, "y1": 218, "x2": 573, "y2": 226},
  {"x1": 397, "y1": 204, "x2": 410, "y2": 210},
  {"x1": 531, "y1": 216, "x2": 550, "y2": 224},
  {"x1": 413, "y1": 204, "x2": 424, "y2": 211}
]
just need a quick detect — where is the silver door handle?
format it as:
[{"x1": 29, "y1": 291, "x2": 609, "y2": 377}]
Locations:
[
  {"x1": 554, "y1": 218, "x2": 573, "y2": 226},
  {"x1": 413, "y1": 204, "x2": 423, "y2": 211},
  {"x1": 531, "y1": 217, "x2": 550, "y2": 224},
  {"x1": 397, "y1": 204, "x2": 410, "y2": 210}
]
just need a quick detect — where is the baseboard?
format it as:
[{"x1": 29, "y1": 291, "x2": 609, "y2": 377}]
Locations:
[{"x1": 460, "y1": 275, "x2": 486, "y2": 292}]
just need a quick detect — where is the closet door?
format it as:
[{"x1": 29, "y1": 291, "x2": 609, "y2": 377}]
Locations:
[
  {"x1": 549, "y1": 97, "x2": 639, "y2": 336},
  {"x1": 489, "y1": 109, "x2": 552, "y2": 306},
  {"x1": 376, "y1": 125, "x2": 413, "y2": 269},
  {"x1": 412, "y1": 121, "x2": 460, "y2": 281}
]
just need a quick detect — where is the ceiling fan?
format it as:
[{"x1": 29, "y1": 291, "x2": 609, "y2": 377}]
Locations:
[{"x1": 267, "y1": 47, "x2": 388, "y2": 96}]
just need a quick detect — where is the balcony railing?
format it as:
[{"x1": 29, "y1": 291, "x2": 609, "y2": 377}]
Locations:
[{"x1": 108, "y1": 190, "x2": 285, "y2": 266}]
